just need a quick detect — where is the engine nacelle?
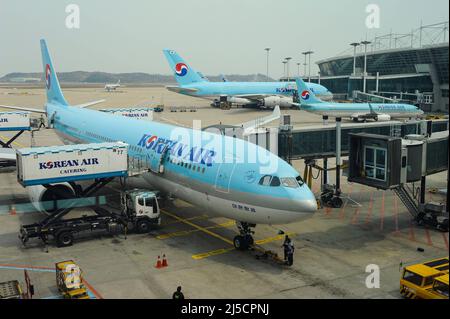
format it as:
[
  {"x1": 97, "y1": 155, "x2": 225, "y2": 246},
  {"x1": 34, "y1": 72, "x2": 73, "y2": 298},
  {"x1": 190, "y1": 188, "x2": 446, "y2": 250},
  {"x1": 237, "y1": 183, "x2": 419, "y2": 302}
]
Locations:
[
  {"x1": 376, "y1": 114, "x2": 391, "y2": 121},
  {"x1": 27, "y1": 183, "x2": 76, "y2": 214},
  {"x1": 262, "y1": 96, "x2": 292, "y2": 109}
]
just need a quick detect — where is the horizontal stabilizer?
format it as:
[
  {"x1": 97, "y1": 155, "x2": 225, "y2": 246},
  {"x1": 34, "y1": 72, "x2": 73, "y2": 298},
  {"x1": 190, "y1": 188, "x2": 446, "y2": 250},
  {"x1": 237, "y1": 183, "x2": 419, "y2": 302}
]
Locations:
[
  {"x1": 0, "y1": 105, "x2": 46, "y2": 114},
  {"x1": 75, "y1": 99, "x2": 106, "y2": 108},
  {"x1": 165, "y1": 86, "x2": 198, "y2": 94},
  {"x1": 240, "y1": 105, "x2": 281, "y2": 133}
]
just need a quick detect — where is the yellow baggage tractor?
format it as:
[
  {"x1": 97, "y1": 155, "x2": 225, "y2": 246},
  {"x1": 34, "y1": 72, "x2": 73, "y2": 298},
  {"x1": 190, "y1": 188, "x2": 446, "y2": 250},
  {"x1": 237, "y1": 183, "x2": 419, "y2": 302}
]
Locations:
[
  {"x1": 55, "y1": 260, "x2": 90, "y2": 299},
  {"x1": 400, "y1": 257, "x2": 449, "y2": 299},
  {"x1": 421, "y1": 274, "x2": 449, "y2": 299}
]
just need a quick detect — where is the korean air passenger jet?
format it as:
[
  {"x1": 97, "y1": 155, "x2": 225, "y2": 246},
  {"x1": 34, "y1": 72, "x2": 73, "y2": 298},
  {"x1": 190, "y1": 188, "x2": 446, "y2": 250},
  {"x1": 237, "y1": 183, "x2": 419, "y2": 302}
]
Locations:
[
  {"x1": 163, "y1": 49, "x2": 333, "y2": 109},
  {"x1": 0, "y1": 40, "x2": 317, "y2": 250},
  {"x1": 294, "y1": 78, "x2": 424, "y2": 122}
]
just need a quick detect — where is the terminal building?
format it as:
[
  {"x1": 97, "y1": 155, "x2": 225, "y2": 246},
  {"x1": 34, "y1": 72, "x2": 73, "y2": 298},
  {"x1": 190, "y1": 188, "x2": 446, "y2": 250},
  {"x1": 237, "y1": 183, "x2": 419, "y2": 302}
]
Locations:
[{"x1": 285, "y1": 22, "x2": 449, "y2": 113}]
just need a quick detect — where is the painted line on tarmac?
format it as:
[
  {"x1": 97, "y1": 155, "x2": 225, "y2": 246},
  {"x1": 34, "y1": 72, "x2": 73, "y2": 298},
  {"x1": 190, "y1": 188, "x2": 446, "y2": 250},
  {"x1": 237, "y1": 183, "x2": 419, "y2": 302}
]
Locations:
[
  {"x1": 0, "y1": 134, "x2": 25, "y2": 148},
  {"x1": 192, "y1": 232, "x2": 295, "y2": 260},
  {"x1": 161, "y1": 214, "x2": 209, "y2": 226},
  {"x1": 156, "y1": 221, "x2": 235, "y2": 240},
  {"x1": 160, "y1": 209, "x2": 234, "y2": 246}
]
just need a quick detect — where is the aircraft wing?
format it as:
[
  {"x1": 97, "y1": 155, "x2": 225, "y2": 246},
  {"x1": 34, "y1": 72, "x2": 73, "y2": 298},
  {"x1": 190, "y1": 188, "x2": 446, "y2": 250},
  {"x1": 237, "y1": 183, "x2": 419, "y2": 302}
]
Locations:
[
  {"x1": 166, "y1": 86, "x2": 198, "y2": 94},
  {"x1": 238, "y1": 105, "x2": 281, "y2": 133},
  {"x1": 0, "y1": 105, "x2": 46, "y2": 114},
  {"x1": 75, "y1": 99, "x2": 106, "y2": 108},
  {"x1": 0, "y1": 148, "x2": 16, "y2": 163}
]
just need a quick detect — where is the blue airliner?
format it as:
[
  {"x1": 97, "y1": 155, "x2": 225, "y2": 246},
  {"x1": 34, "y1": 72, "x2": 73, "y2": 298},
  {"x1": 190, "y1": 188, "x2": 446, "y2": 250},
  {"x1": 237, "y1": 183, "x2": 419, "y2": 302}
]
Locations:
[
  {"x1": 0, "y1": 40, "x2": 317, "y2": 250},
  {"x1": 163, "y1": 49, "x2": 333, "y2": 109},
  {"x1": 294, "y1": 78, "x2": 424, "y2": 122}
]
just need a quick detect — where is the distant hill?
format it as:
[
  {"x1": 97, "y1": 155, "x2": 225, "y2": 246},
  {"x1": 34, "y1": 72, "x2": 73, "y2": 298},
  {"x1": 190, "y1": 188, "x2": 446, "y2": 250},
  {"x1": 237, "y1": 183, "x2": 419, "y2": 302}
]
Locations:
[{"x1": 0, "y1": 72, "x2": 274, "y2": 84}]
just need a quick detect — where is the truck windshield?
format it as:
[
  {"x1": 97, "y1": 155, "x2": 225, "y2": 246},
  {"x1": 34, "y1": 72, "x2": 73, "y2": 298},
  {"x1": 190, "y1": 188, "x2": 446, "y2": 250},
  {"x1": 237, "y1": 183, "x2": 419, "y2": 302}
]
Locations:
[
  {"x1": 138, "y1": 197, "x2": 144, "y2": 206},
  {"x1": 433, "y1": 281, "x2": 449, "y2": 297},
  {"x1": 403, "y1": 270, "x2": 424, "y2": 286},
  {"x1": 144, "y1": 197, "x2": 153, "y2": 207}
]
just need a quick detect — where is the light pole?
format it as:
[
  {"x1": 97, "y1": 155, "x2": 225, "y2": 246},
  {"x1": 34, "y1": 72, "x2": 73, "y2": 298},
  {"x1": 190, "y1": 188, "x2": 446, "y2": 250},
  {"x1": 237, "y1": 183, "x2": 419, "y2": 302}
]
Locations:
[
  {"x1": 297, "y1": 63, "x2": 301, "y2": 77},
  {"x1": 282, "y1": 60, "x2": 287, "y2": 79},
  {"x1": 350, "y1": 42, "x2": 360, "y2": 76},
  {"x1": 307, "y1": 51, "x2": 314, "y2": 82},
  {"x1": 285, "y1": 57, "x2": 292, "y2": 81},
  {"x1": 264, "y1": 48, "x2": 271, "y2": 81},
  {"x1": 361, "y1": 41, "x2": 371, "y2": 93},
  {"x1": 302, "y1": 51, "x2": 313, "y2": 80}
]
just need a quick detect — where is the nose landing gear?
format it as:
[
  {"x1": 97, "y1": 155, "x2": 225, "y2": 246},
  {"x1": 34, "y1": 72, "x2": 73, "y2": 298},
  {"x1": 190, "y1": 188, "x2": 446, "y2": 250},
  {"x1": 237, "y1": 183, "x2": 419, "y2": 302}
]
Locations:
[{"x1": 233, "y1": 221, "x2": 255, "y2": 250}]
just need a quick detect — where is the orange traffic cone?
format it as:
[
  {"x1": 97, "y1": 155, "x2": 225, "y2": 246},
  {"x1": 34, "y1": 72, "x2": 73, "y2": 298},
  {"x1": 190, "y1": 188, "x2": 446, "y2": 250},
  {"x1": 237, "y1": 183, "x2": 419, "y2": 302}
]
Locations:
[
  {"x1": 155, "y1": 256, "x2": 162, "y2": 269},
  {"x1": 162, "y1": 254, "x2": 168, "y2": 268},
  {"x1": 10, "y1": 205, "x2": 16, "y2": 216}
]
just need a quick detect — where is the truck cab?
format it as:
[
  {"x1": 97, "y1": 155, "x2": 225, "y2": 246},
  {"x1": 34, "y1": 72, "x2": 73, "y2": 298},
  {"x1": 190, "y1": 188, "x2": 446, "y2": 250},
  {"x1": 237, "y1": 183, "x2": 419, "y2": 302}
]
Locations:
[
  {"x1": 427, "y1": 274, "x2": 449, "y2": 299},
  {"x1": 121, "y1": 189, "x2": 161, "y2": 233}
]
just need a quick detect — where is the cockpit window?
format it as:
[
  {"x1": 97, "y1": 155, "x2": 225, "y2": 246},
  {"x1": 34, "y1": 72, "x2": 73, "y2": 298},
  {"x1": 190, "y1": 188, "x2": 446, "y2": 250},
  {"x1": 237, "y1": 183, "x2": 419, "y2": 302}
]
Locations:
[
  {"x1": 270, "y1": 176, "x2": 281, "y2": 186},
  {"x1": 296, "y1": 176, "x2": 305, "y2": 186},
  {"x1": 281, "y1": 177, "x2": 299, "y2": 188},
  {"x1": 259, "y1": 175, "x2": 272, "y2": 186},
  {"x1": 259, "y1": 175, "x2": 281, "y2": 187}
]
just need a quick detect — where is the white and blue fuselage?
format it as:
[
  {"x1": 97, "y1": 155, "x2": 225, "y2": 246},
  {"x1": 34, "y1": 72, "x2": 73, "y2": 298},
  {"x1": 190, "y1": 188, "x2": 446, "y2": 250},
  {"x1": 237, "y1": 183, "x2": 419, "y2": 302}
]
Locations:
[{"x1": 41, "y1": 41, "x2": 317, "y2": 226}]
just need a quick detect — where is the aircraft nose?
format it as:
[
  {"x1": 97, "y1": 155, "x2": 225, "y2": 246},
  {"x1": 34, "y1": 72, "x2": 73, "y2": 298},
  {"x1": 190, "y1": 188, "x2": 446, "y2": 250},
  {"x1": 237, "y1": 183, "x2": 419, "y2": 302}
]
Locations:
[{"x1": 300, "y1": 198, "x2": 318, "y2": 214}]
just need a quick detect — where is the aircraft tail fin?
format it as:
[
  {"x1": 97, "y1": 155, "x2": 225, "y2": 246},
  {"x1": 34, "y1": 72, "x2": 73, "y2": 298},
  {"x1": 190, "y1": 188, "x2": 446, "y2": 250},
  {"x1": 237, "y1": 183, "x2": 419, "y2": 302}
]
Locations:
[
  {"x1": 163, "y1": 49, "x2": 206, "y2": 86},
  {"x1": 295, "y1": 78, "x2": 323, "y2": 104},
  {"x1": 40, "y1": 39, "x2": 68, "y2": 106}
]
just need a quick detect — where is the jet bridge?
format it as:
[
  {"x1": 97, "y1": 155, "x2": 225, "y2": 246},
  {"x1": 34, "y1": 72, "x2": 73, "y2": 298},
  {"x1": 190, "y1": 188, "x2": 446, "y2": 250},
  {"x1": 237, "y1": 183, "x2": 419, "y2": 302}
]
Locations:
[{"x1": 347, "y1": 132, "x2": 448, "y2": 231}]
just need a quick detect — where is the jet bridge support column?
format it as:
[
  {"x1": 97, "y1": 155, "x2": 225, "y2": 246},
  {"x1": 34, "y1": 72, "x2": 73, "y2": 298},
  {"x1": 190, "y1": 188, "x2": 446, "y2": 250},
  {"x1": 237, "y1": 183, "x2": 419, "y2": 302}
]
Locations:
[{"x1": 335, "y1": 117, "x2": 342, "y2": 195}]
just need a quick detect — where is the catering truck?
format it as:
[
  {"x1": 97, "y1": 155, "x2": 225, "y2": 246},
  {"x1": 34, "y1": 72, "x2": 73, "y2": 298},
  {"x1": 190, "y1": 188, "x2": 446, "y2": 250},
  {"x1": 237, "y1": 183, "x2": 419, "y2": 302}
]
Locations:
[{"x1": 16, "y1": 142, "x2": 161, "y2": 247}]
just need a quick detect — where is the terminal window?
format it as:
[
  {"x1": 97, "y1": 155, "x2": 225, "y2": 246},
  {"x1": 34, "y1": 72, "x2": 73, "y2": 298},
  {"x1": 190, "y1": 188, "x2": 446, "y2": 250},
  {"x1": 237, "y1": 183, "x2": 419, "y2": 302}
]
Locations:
[{"x1": 364, "y1": 146, "x2": 387, "y2": 182}]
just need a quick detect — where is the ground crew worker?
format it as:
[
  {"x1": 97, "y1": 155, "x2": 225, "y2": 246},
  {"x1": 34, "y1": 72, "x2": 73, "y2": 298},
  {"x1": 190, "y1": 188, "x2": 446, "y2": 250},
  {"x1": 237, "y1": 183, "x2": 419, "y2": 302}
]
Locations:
[
  {"x1": 282, "y1": 235, "x2": 291, "y2": 262},
  {"x1": 287, "y1": 241, "x2": 295, "y2": 266},
  {"x1": 39, "y1": 114, "x2": 46, "y2": 128},
  {"x1": 172, "y1": 286, "x2": 185, "y2": 300}
]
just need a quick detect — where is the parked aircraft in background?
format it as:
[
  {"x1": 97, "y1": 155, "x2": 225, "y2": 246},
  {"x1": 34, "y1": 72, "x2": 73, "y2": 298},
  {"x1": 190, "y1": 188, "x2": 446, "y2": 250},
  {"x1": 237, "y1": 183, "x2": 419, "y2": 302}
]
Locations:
[
  {"x1": 163, "y1": 49, "x2": 333, "y2": 109},
  {"x1": 294, "y1": 78, "x2": 424, "y2": 122},
  {"x1": 105, "y1": 79, "x2": 121, "y2": 92}
]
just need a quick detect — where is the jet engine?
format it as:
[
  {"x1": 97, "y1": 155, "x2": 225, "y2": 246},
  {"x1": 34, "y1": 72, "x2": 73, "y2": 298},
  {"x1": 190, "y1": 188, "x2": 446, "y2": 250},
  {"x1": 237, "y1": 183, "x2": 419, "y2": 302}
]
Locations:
[
  {"x1": 27, "y1": 183, "x2": 76, "y2": 214},
  {"x1": 375, "y1": 114, "x2": 391, "y2": 121},
  {"x1": 262, "y1": 96, "x2": 292, "y2": 109}
]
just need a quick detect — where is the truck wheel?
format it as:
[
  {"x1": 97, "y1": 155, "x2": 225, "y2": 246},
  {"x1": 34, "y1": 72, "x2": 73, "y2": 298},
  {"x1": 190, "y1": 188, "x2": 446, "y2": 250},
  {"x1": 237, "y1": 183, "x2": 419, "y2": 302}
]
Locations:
[
  {"x1": 136, "y1": 220, "x2": 151, "y2": 234},
  {"x1": 56, "y1": 231, "x2": 73, "y2": 247}
]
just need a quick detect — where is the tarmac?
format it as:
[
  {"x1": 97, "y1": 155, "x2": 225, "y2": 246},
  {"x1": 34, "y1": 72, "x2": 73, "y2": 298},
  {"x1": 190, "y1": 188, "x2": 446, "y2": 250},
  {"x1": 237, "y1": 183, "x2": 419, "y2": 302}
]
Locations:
[{"x1": 0, "y1": 85, "x2": 448, "y2": 299}]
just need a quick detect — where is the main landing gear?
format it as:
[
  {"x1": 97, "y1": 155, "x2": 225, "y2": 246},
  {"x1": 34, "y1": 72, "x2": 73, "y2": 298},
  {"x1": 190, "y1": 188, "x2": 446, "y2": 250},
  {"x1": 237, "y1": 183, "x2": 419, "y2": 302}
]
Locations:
[{"x1": 233, "y1": 221, "x2": 255, "y2": 250}]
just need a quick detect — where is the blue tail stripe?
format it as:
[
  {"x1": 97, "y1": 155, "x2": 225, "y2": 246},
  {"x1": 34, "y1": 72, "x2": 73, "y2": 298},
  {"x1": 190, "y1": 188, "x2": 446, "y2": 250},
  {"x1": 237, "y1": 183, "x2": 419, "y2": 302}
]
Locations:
[
  {"x1": 163, "y1": 49, "x2": 205, "y2": 85},
  {"x1": 40, "y1": 39, "x2": 68, "y2": 106}
]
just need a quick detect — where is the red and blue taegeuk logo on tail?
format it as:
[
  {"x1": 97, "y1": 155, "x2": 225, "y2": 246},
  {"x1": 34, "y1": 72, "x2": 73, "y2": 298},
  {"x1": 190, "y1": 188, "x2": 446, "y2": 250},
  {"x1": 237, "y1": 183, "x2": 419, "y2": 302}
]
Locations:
[
  {"x1": 301, "y1": 90, "x2": 310, "y2": 100},
  {"x1": 45, "y1": 64, "x2": 51, "y2": 89},
  {"x1": 175, "y1": 63, "x2": 188, "y2": 77}
]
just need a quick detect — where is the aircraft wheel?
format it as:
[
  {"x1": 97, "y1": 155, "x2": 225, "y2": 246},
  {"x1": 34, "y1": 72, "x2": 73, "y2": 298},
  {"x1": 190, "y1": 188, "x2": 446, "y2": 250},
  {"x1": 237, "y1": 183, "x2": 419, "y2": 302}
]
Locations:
[
  {"x1": 245, "y1": 235, "x2": 254, "y2": 246},
  {"x1": 233, "y1": 235, "x2": 249, "y2": 250},
  {"x1": 331, "y1": 196, "x2": 343, "y2": 208}
]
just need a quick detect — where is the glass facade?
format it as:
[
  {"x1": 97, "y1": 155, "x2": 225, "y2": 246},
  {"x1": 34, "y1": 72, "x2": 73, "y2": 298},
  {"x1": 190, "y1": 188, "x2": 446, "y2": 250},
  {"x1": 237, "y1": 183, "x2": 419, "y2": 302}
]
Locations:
[{"x1": 318, "y1": 44, "x2": 449, "y2": 85}]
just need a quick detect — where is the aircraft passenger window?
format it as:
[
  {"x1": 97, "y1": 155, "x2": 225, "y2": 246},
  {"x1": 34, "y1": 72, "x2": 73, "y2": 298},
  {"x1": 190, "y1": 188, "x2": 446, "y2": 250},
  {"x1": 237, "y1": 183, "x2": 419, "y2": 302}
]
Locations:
[
  {"x1": 281, "y1": 177, "x2": 299, "y2": 188},
  {"x1": 270, "y1": 177, "x2": 281, "y2": 186},
  {"x1": 259, "y1": 175, "x2": 272, "y2": 186},
  {"x1": 202, "y1": 168, "x2": 206, "y2": 174}
]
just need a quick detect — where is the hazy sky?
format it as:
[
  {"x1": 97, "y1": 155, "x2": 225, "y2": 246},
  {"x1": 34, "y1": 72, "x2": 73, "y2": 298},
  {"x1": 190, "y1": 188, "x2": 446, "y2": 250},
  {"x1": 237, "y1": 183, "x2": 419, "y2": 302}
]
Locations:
[{"x1": 0, "y1": 0, "x2": 448, "y2": 78}]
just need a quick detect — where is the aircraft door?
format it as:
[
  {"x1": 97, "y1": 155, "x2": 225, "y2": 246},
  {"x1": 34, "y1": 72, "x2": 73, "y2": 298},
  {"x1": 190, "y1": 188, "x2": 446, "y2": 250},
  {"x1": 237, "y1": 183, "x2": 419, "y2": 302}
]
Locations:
[{"x1": 214, "y1": 160, "x2": 235, "y2": 193}]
